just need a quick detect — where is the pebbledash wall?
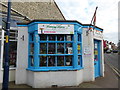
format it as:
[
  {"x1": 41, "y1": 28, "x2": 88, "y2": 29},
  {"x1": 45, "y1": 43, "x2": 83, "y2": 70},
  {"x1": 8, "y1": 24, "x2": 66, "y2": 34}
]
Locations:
[{"x1": 15, "y1": 20, "x2": 104, "y2": 88}]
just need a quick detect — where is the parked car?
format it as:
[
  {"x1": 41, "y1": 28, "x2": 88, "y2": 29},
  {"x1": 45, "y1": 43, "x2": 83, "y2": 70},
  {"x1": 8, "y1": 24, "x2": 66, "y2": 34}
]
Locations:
[
  {"x1": 106, "y1": 49, "x2": 111, "y2": 53},
  {"x1": 112, "y1": 50, "x2": 118, "y2": 53}
]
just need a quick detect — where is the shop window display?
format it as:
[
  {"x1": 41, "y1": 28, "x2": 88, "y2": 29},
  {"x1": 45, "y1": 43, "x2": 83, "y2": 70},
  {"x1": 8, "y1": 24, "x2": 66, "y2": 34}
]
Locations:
[
  {"x1": 57, "y1": 56, "x2": 64, "y2": 66},
  {"x1": 48, "y1": 56, "x2": 55, "y2": 66},
  {"x1": 48, "y1": 43, "x2": 55, "y2": 54},
  {"x1": 3, "y1": 41, "x2": 17, "y2": 68},
  {"x1": 29, "y1": 32, "x2": 82, "y2": 69},
  {"x1": 38, "y1": 35, "x2": 74, "y2": 67},
  {"x1": 57, "y1": 43, "x2": 64, "y2": 54}
]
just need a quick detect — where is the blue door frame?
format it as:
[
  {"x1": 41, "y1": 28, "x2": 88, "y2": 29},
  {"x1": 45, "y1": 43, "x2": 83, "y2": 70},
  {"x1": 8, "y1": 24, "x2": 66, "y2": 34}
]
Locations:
[{"x1": 94, "y1": 39, "x2": 101, "y2": 78}]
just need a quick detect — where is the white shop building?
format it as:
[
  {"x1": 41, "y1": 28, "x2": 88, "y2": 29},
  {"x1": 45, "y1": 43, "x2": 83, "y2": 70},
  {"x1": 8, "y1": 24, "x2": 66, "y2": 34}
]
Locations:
[{"x1": 0, "y1": 20, "x2": 104, "y2": 88}]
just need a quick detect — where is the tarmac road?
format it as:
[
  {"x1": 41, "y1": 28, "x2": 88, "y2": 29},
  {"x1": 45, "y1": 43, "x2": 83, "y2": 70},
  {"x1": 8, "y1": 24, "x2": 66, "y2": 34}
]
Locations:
[{"x1": 104, "y1": 53, "x2": 118, "y2": 69}]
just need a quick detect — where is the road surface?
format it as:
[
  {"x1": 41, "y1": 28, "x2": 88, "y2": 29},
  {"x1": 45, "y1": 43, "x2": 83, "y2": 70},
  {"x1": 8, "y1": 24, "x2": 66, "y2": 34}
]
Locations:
[{"x1": 104, "y1": 53, "x2": 118, "y2": 69}]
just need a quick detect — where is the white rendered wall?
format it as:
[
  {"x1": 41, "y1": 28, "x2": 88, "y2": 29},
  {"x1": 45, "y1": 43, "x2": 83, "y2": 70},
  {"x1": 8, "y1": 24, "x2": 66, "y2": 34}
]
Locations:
[
  {"x1": 82, "y1": 28, "x2": 95, "y2": 82},
  {"x1": 15, "y1": 26, "x2": 28, "y2": 84},
  {"x1": 0, "y1": 69, "x2": 15, "y2": 83},
  {"x1": 27, "y1": 70, "x2": 83, "y2": 88}
]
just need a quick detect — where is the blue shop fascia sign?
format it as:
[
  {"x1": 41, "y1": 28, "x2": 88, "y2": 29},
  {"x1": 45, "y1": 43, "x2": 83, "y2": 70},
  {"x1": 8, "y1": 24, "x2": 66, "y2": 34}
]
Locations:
[{"x1": 18, "y1": 20, "x2": 84, "y2": 72}]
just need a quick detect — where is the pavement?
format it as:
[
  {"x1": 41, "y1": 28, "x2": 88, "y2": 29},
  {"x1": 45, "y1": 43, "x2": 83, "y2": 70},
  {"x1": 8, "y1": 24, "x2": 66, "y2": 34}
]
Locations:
[
  {"x1": 0, "y1": 58, "x2": 119, "y2": 89},
  {"x1": 78, "y1": 63, "x2": 119, "y2": 88}
]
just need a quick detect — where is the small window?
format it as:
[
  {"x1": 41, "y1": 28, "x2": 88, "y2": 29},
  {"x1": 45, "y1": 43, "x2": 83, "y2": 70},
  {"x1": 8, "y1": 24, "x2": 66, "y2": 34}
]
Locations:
[
  {"x1": 30, "y1": 43, "x2": 34, "y2": 55},
  {"x1": 78, "y1": 55, "x2": 81, "y2": 65},
  {"x1": 30, "y1": 56, "x2": 34, "y2": 66},
  {"x1": 40, "y1": 43, "x2": 47, "y2": 54},
  {"x1": 66, "y1": 56, "x2": 72, "y2": 66},
  {"x1": 66, "y1": 35, "x2": 72, "y2": 41},
  {"x1": 57, "y1": 43, "x2": 64, "y2": 54},
  {"x1": 57, "y1": 35, "x2": 64, "y2": 41},
  {"x1": 40, "y1": 35, "x2": 47, "y2": 41},
  {"x1": 78, "y1": 34, "x2": 81, "y2": 42},
  {"x1": 66, "y1": 43, "x2": 73, "y2": 54},
  {"x1": 48, "y1": 35, "x2": 55, "y2": 41},
  {"x1": 78, "y1": 44, "x2": 81, "y2": 54},
  {"x1": 48, "y1": 43, "x2": 55, "y2": 54},
  {"x1": 5, "y1": 41, "x2": 17, "y2": 68},
  {"x1": 57, "y1": 56, "x2": 64, "y2": 66},
  {"x1": 29, "y1": 33, "x2": 34, "y2": 41},
  {"x1": 40, "y1": 56, "x2": 47, "y2": 67},
  {"x1": 48, "y1": 56, "x2": 55, "y2": 66}
]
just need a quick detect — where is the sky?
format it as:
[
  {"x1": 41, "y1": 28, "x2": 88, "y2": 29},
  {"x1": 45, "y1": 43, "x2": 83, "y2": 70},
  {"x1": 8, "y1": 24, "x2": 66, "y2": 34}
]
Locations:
[{"x1": 55, "y1": 0, "x2": 119, "y2": 45}]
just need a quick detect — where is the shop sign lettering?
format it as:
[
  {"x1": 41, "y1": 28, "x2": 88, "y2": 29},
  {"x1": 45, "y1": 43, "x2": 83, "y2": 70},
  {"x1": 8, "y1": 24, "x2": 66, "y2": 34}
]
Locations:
[
  {"x1": 38, "y1": 24, "x2": 74, "y2": 34},
  {"x1": 93, "y1": 30, "x2": 103, "y2": 38}
]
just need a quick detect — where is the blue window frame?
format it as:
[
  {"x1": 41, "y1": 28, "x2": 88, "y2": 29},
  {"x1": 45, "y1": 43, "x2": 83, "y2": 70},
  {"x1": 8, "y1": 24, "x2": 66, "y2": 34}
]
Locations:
[
  {"x1": 78, "y1": 33, "x2": 83, "y2": 68},
  {"x1": 39, "y1": 34, "x2": 73, "y2": 67},
  {"x1": 26, "y1": 22, "x2": 83, "y2": 71}
]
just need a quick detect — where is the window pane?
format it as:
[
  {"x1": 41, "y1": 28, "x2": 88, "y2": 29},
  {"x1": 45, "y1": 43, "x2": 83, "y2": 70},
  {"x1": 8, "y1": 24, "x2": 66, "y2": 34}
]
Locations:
[
  {"x1": 40, "y1": 35, "x2": 47, "y2": 41},
  {"x1": 66, "y1": 43, "x2": 73, "y2": 54},
  {"x1": 78, "y1": 44, "x2": 81, "y2": 54},
  {"x1": 9, "y1": 41, "x2": 17, "y2": 67},
  {"x1": 66, "y1": 35, "x2": 72, "y2": 41},
  {"x1": 57, "y1": 56, "x2": 64, "y2": 66},
  {"x1": 78, "y1": 34, "x2": 81, "y2": 42},
  {"x1": 48, "y1": 35, "x2": 55, "y2": 41},
  {"x1": 30, "y1": 43, "x2": 34, "y2": 54},
  {"x1": 30, "y1": 33, "x2": 34, "y2": 41},
  {"x1": 57, "y1": 43, "x2": 64, "y2": 54},
  {"x1": 78, "y1": 55, "x2": 81, "y2": 65},
  {"x1": 48, "y1": 43, "x2": 55, "y2": 54},
  {"x1": 48, "y1": 56, "x2": 55, "y2": 66},
  {"x1": 40, "y1": 43, "x2": 47, "y2": 54},
  {"x1": 9, "y1": 30, "x2": 18, "y2": 41},
  {"x1": 66, "y1": 56, "x2": 72, "y2": 66},
  {"x1": 30, "y1": 56, "x2": 34, "y2": 66},
  {"x1": 57, "y1": 35, "x2": 64, "y2": 41},
  {"x1": 3, "y1": 41, "x2": 17, "y2": 68},
  {"x1": 66, "y1": 43, "x2": 72, "y2": 47},
  {"x1": 40, "y1": 56, "x2": 47, "y2": 67}
]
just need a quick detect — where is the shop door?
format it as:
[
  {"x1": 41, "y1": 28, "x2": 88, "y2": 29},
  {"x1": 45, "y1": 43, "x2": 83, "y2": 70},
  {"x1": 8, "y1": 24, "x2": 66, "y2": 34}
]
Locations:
[{"x1": 94, "y1": 40, "x2": 101, "y2": 78}]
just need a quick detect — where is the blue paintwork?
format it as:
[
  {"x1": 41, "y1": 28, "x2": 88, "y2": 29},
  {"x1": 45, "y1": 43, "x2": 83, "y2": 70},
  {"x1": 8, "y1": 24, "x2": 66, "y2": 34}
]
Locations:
[
  {"x1": 94, "y1": 39, "x2": 101, "y2": 78},
  {"x1": 27, "y1": 66, "x2": 84, "y2": 72},
  {"x1": 18, "y1": 21, "x2": 84, "y2": 71},
  {"x1": 83, "y1": 25, "x2": 103, "y2": 31},
  {"x1": 73, "y1": 25, "x2": 78, "y2": 68},
  {"x1": 34, "y1": 32, "x2": 40, "y2": 68}
]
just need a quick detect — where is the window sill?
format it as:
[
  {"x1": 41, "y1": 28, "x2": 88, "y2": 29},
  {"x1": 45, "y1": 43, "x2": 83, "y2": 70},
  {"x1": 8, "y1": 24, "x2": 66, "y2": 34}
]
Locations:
[{"x1": 26, "y1": 67, "x2": 83, "y2": 72}]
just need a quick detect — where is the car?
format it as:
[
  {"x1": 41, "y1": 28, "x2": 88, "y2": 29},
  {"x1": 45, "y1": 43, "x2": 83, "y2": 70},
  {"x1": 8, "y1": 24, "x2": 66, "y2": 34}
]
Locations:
[
  {"x1": 112, "y1": 50, "x2": 118, "y2": 53},
  {"x1": 106, "y1": 49, "x2": 111, "y2": 53}
]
